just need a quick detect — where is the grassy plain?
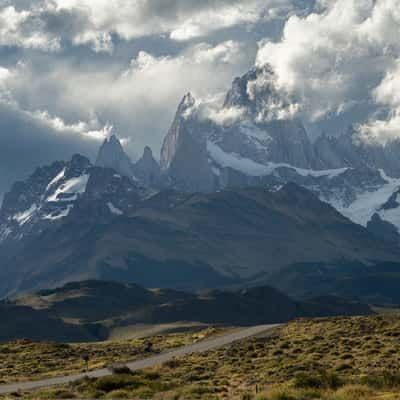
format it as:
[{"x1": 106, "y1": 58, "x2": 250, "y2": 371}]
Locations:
[{"x1": 3, "y1": 315, "x2": 400, "y2": 399}]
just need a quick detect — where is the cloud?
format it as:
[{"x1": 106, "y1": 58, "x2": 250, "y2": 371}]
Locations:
[
  {"x1": 0, "y1": 61, "x2": 109, "y2": 142},
  {"x1": 256, "y1": 0, "x2": 400, "y2": 143},
  {"x1": 0, "y1": 5, "x2": 60, "y2": 51},
  {"x1": 0, "y1": 61, "x2": 110, "y2": 199},
  {"x1": 0, "y1": 101, "x2": 100, "y2": 201},
  {"x1": 358, "y1": 61, "x2": 400, "y2": 145},
  {"x1": 52, "y1": 0, "x2": 267, "y2": 45},
  {"x1": 0, "y1": 39, "x2": 250, "y2": 160},
  {"x1": 0, "y1": 0, "x2": 306, "y2": 53},
  {"x1": 168, "y1": 1, "x2": 266, "y2": 41},
  {"x1": 27, "y1": 110, "x2": 111, "y2": 141}
]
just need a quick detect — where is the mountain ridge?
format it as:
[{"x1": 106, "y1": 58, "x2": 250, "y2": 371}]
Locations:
[
  {"x1": 1, "y1": 166, "x2": 400, "y2": 300},
  {"x1": 0, "y1": 279, "x2": 372, "y2": 342}
]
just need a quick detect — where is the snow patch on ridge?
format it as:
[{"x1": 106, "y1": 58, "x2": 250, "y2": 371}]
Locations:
[
  {"x1": 43, "y1": 205, "x2": 73, "y2": 221},
  {"x1": 46, "y1": 168, "x2": 66, "y2": 192},
  {"x1": 13, "y1": 204, "x2": 37, "y2": 225},
  {"x1": 0, "y1": 227, "x2": 12, "y2": 241},
  {"x1": 107, "y1": 202, "x2": 123, "y2": 215},
  {"x1": 326, "y1": 170, "x2": 400, "y2": 228},
  {"x1": 47, "y1": 174, "x2": 89, "y2": 203},
  {"x1": 207, "y1": 141, "x2": 347, "y2": 178},
  {"x1": 207, "y1": 141, "x2": 270, "y2": 176}
]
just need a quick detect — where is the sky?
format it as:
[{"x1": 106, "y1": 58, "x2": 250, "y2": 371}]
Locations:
[{"x1": 0, "y1": 0, "x2": 399, "y2": 198}]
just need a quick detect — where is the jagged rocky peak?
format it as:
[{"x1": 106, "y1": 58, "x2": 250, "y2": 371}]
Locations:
[
  {"x1": 141, "y1": 146, "x2": 155, "y2": 162},
  {"x1": 96, "y1": 133, "x2": 134, "y2": 178},
  {"x1": 160, "y1": 92, "x2": 199, "y2": 171},
  {"x1": 67, "y1": 154, "x2": 91, "y2": 176},
  {"x1": 160, "y1": 91, "x2": 215, "y2": 192},
  {"x1": 223, "y1": 64, "x2": 298, "y2": 122},
  {"x1": 177, "y1": 92, "x2": 196, "y2": 115},
  {"x1": 224, "y1": 66, "x2": 264, "y2": 110},
  {"x1": 211, "y1": 65, "x2": 317, "y2": 170},
  {"x1": 160, "y1": 64, "x2": 318, "y2": 191},
  {"x1": 133, "y1": 146, "x2": 161, "y2": 187}
]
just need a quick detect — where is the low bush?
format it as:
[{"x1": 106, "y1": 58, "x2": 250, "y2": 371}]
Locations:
[
  {"x1": 332, "y1": 384, "x2": 374, "y2": 400},
  {"x1": 293, "y1": 369, "x2": 342, "y2": 390},
  {"x1": 94, "y1": 374, "x2": 143, "y2": 392},
  {"x1": 360, "y1": 370, "x2": 400, "y2": 389},
  {"x1": 108, "y1": 364, "x2": 132, "y2": 375}
]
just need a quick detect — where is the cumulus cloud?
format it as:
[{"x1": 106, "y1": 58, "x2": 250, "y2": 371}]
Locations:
[
  {"x1": 0, "y1": 61, "x2": 109, "y2": 142},
  {"x1": 27, "y1": 110, "x2": 111, "y2": 141},
  {"x1": 358, "y1": 62, "x2": 400, "y2": 145},
  {"x1": 52, "y1": 0, "x2": 288, "y2": 46},
  {"x1": 0, "y1": 5, "x2": 60, "y2": 50},
  {"x1": 256, "y1": 0, "x2": 400, "y2": 143},
  {"x1": 0, "y1": 0, "x2": 305, "y2": 52}
]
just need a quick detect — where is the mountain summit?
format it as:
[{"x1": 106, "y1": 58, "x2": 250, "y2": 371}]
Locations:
[
  {"x1": 96, "y1": 134, "x2": 135, "y2": 179},
  {"x1": 156, "y1": 65, "x2": 400, "y2": 240}
]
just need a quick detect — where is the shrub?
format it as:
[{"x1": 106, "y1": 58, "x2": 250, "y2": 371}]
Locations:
[
  {"x1": 332, "y1": 384, "x2": 373, "y2": 400},
  {"x1": 255, "y1": 389, "x2": 296, "y2": 400},
  {"x1": 294, "y1": 372, "x2": 322, "y2": 389},
  {"x1": 143, "y1": 371, "x2": 161, "y2": 380},
  {"x1": 105, "y1": 389, "x2": 131, "y2": 399},
  {"x1": 361, "y1": 370, "x2": 400, "y2": 389},
  {"x1": 335, "y1": 364, "x2": 352, "y2": 372},
  {"x1": 294, "y1": 369, "x2": 342, "y2": 390},
  {"x1": 94, "y1": 374, "x2": 143, "y2": 392},
  {"x1": 108, "y1": 364, "x2": 132, "y2": 375}
]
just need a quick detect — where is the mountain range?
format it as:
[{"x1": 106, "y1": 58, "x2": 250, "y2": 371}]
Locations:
[{"x1": 2, "y1": 63, "x2": 400, "y2": 301}]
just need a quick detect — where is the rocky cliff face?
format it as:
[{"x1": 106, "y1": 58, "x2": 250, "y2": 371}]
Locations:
[{"x1": 160, "y1": 93, "x2": 215, "y2": 192}]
